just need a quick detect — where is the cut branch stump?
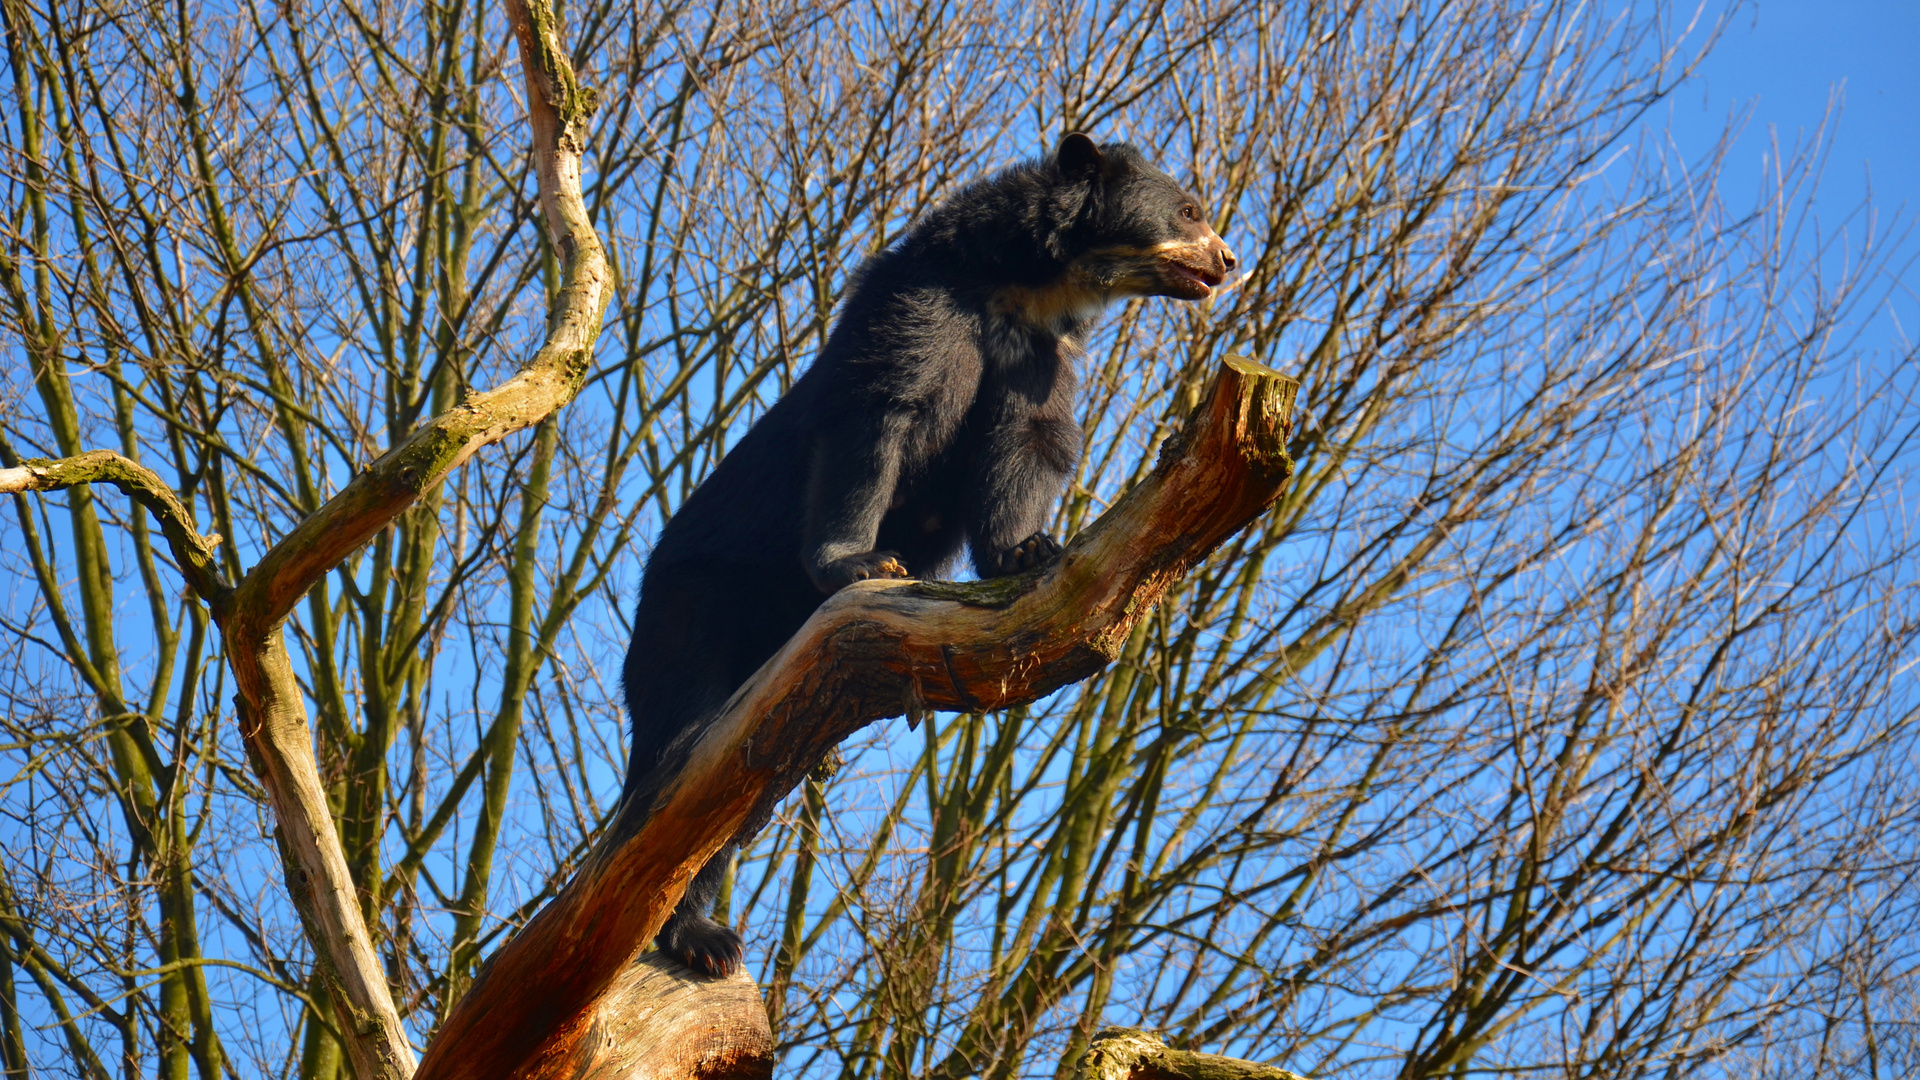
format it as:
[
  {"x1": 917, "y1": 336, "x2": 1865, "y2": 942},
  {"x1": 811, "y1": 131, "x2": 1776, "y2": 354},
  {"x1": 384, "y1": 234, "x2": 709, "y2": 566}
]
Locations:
[{"x1": 571, "y1": 955, "x2": 774, "y2": 1080}]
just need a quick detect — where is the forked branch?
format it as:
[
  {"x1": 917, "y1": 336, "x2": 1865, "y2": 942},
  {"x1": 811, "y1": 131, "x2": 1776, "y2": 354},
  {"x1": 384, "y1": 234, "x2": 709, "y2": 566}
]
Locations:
[
  {"x1": 415, "y1": 356, "x2": 1299, "y2": 1080},
  {"x1": 2, "y1": 0, "x2": 609, "y2": 1075}
]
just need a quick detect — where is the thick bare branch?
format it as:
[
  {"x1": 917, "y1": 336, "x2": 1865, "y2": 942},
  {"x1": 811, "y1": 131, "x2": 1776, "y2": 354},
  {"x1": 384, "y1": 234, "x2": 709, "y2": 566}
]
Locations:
[
  {"x1": 203, "y1": 0, "x2": 608, "y2": 1068},
  {"x1": 225, "y1": 0, "x2": 609, "y2": 635},
  {"x1": 14, "y1": 0, "x2": 1913, "y2": 1074},
  {"x1": 569, "y1": 955, "x2": 774, "y2": 1080},
  {"x1": 414, "y1": 356, "x2": 1298, "y2": 1080}
]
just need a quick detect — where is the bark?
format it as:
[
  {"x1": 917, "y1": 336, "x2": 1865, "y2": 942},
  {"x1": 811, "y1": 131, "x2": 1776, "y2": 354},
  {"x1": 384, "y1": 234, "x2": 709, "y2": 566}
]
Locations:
[
  {"x1": 0, "y1": 450, "x2": 227, "y2": 601},
  {"x1": 414, "y1": 355, "x2": 1298, "y2": 1080},
  {"x1": 214, "y1": 2, "x2": 606, "y2": 1072}
]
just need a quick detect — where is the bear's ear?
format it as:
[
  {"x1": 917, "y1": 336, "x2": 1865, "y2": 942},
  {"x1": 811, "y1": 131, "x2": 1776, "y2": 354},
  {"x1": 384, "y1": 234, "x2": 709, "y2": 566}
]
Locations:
[{"x1": 1057, "y1": 132, "x2": 1103, "y2": 178}]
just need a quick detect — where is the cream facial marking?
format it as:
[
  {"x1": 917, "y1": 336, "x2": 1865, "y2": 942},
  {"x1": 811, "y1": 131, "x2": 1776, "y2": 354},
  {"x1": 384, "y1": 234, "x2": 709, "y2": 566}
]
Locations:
[{"x1": 1076, "y1": 235, "x2": 1236, "y2": 300}]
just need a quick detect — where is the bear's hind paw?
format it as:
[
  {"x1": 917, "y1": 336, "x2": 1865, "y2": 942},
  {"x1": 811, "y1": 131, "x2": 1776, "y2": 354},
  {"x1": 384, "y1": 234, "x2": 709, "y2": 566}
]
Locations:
[{"x1": 657, "y1": 916, "x2": 745, "y2": 978}]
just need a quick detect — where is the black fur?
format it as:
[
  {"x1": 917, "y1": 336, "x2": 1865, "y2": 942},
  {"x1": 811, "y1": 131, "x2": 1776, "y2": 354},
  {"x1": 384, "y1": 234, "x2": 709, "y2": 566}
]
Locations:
[{"x1": 622, "y1": 133, "x2": 1235, "y2": 976}]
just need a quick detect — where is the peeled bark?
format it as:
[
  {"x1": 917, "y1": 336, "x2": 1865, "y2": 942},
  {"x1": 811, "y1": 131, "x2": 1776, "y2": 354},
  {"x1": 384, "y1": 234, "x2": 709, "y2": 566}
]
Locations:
[{"x1": 415, "y1": 355, "x2": 1299, "y2": 1080}]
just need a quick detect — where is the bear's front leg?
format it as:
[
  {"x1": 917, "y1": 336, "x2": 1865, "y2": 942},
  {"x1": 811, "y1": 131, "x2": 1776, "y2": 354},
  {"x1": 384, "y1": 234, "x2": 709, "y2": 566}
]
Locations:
[
  {"x1": 803, "y1": 408, "x2": 922, "y2": 594},
  {"x1": 967, "y1": 368, "x2": 1081, "y2": 579},
  {"x1": 815, "y1": 549, "x2": 912, "y2": 591}
]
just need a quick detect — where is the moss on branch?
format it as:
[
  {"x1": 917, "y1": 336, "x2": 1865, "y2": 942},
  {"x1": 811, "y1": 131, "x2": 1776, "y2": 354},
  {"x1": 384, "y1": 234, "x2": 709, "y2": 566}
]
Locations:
[
  {"x1": 1, "y1": 450, "x2": 231, "y2": 608},
  {"x1": 1077, "y1": 1028, "x2": 1309, "y2": 1080}
]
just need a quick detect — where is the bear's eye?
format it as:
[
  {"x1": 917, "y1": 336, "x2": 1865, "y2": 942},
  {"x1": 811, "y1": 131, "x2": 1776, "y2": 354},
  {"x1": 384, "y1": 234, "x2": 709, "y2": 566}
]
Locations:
[{"x1": 1180, "y1": 204, "x2": 1197, "y2": 220}]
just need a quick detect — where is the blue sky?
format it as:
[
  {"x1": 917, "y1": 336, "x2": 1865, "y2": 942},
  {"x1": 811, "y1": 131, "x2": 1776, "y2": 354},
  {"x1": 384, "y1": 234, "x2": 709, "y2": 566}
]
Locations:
[
  {"x1": 1669, "y1": 1, "x2": 1918, "y2": 328},
  {"x1": 1674, "y1": 2, "x2": 1918, "y2": 204}
]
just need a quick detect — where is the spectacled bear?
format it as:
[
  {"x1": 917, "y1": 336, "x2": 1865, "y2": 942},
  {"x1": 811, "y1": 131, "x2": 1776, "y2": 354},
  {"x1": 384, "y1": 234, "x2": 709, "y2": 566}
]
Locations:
[{"x1": 623, "y1": 132, "x2": 1237, "y2": 976}]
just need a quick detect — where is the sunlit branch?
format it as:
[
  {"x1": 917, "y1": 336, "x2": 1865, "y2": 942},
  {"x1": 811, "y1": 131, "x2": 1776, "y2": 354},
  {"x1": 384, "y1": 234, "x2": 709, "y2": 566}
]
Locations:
[{"x1": 416, "y1": 356, "x2": 1298, "y2": 1079}]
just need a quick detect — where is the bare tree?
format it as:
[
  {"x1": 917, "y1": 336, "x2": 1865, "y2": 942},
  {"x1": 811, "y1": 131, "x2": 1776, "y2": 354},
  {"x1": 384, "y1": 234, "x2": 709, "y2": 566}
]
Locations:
[{"x1": 3, "y1": 0, "x2": 1918, "y2": 1077}]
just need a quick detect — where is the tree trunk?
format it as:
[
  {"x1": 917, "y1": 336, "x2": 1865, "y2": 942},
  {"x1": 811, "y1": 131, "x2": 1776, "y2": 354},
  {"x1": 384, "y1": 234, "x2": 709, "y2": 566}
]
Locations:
[{"x1": 0, "y1": 2, "x2": 609, "y2": 1074}]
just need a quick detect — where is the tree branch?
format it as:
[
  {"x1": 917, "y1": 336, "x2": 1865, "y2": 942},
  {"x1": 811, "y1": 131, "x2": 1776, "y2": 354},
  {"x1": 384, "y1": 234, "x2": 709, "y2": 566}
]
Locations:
[
  {"x1": 225, "y1": 0, "x2": 608, "y2": 635},
  {"x1": 415, "y1": 356, "x2": 1299, "y2": 1080},
  {"x1": 568, "y1": 954, "x2": 774, "y2": 1080},
  {"x1": 0, "y1": 450, "x2": 230, "y2": 607},
  {"x1": 209, "y1": 3, "x2": 609, "y2": 1075},
  {"x1": 1074, "y1": 1028, "x2": 1308, "y2": 1080}
]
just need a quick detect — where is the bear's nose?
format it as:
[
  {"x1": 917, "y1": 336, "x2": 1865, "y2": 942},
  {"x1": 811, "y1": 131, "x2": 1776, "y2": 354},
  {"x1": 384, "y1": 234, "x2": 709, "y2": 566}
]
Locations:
[{"x1": 1218, "y1": 243, "x2": 1238, "y2": 273}]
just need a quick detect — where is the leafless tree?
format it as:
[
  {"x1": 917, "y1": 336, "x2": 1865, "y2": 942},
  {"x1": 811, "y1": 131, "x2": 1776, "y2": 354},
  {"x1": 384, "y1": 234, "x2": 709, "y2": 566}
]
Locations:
[{"x1": 3, "y1": 0, "x2": 1917, "y2": 1077}]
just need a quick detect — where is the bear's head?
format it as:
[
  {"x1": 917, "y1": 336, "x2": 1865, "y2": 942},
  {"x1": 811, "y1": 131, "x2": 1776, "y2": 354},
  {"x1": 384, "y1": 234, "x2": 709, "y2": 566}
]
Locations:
[{"x1": 1051, "y1": 132, "x2": 1238, "y2": 302}]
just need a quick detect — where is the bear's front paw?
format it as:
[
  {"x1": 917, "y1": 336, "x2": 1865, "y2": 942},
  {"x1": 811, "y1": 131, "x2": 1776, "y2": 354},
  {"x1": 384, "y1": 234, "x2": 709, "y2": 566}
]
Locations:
[
  {"x1": 657, "y1": 914, "x2": 745, "y2": 978},
  {"x1": 987, "y1": 532, "x2": 1062, "y2": 577},
  {"x1": 818, "y1": 550, "x2": 911, "y2": 592}
]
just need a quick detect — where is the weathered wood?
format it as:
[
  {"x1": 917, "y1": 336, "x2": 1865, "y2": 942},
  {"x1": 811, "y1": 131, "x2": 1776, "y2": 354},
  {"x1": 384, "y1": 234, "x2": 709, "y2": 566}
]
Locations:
[
  {"x1": 225, "y1": 0, "x2": 607, "y2": 637},
  {"x1": 415, "y1": 355, "x2": 1298, "y2": 1080},
  {"x1": 1075, "y1": 1028, "x2": 1308, "y2": 1080},
  {"x1": 205, "y1": 4, "x2": 609, "y2": 1076}
]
